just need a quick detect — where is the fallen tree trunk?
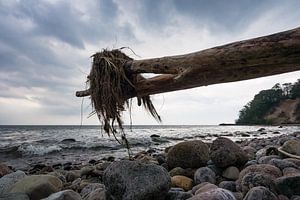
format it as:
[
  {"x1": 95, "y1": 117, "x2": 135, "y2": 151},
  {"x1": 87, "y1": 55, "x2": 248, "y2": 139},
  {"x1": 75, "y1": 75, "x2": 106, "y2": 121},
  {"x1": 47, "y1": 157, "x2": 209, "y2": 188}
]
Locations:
[{"x1": 76, "y1": 27, "x2": 300, "y2": 98}]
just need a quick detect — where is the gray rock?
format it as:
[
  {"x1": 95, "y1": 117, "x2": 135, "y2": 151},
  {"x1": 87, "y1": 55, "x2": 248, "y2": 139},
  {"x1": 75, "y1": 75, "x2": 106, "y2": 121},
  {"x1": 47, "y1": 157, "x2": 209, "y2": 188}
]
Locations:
[
  {"x1": 258, "y1": 155, "x2": 280, "y2": 164},
  {"x1": 192, "y1": 182, "x2": 211, "y2": 194},
  {"x1": 80, "y1": 183, "x2": 105, "y2": 198},
  {"x1": 0, "y1": 170, "x2": 26, "y2": 195},
  {"x1": 244, "y1": 160, "x2": 257, "y2": 167},
  {"x1": 222, "y1": 166, "x2": 239, "y2": 180},
  {"x1": 167, "y1": 140, "x2": 209, "y2": 169},
  {"x1": 188, "y1": 188, "x2": 236, "y2": 200},
  {"x1": 0, "y1": 193, "x2": 29, "y2": 200},
  {"x1": 9, "y1": 175, "x2": 63, "y2": 200},
  {"x1": 83, "y1": 188, "x2": 106, "y2": 200},
  {"x1": 194, "y1": 183, "x2": 218, "y2": 195},
  {"x1": 241, "y1": 172, "x2": 276, "y2": 194},
  {"x1": 169, "y1": 167, "x2": 195, "y2": 179},
  {"x1": 283, "y1": 167, "x2": 300, "y2": 176},
  {"x1": 275, "y1": 174, "x2": 300, "y2": 198},
  {"x1": 268, "y1": 158, "x2": 298, "y2": 170},
  {"x1": 219, "y1": 181, "x2": 237, "y2": 192},
  {"x1": 41, "y1": 190, "x2": 81, "y2": 200},
  {"x1": 210, "y1": 137, "x2": 248, "y2": 168},
  {"x1": 65, "y1": 171, "x2": 80, "y2": 182},
  {"x1": 243, "y1": 186, "x2": 278, "y2": 200},
  {"x1": 103, "y1": 160, "x2": 171, "y2": 200},
  {"x1": 243, "y1": 146, "x2": 256, "y2": 160},
  {"x1": 194, "y1": 167, "x2": 216, "y2": 185},
  {"x1": 0, "y1": 163, "x2": 12, "y2": 178},
  {"x1": 281, "y1": 140, "x2": 300, "y2": 156}
]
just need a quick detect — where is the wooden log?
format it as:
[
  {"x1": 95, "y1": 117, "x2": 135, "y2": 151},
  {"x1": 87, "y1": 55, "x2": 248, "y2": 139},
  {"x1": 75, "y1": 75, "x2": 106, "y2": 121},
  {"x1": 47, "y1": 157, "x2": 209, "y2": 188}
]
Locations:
[{"x1": 76, "y1": 27, "x2": 300, "y2": 98}]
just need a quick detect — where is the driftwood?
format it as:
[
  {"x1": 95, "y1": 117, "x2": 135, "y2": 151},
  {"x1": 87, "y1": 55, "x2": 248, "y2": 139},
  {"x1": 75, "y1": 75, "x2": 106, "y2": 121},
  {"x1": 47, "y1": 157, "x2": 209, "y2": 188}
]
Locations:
[{"x1": 77, "y1": 27, "x2": 300, "y2": 98}]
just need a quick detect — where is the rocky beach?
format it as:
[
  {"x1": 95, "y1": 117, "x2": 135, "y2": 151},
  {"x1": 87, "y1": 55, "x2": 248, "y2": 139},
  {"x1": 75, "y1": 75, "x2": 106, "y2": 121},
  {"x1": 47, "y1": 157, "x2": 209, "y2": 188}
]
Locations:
[{"x1": 1, "y1": 128, "x2": 300, "y2": 200}]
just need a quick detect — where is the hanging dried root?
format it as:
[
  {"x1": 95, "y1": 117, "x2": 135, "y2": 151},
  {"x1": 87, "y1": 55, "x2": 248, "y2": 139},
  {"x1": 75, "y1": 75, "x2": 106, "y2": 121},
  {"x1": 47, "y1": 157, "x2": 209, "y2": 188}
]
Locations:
[{"x1": 86, "y1": 48, "x2": 161, "y2": 156}]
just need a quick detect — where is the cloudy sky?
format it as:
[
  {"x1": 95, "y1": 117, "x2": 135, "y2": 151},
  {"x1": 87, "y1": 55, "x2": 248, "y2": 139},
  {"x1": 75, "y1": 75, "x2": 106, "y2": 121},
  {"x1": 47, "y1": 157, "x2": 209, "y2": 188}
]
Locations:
[{"x1": 0, "y1": 0, "x2": 300, "y2": 125}]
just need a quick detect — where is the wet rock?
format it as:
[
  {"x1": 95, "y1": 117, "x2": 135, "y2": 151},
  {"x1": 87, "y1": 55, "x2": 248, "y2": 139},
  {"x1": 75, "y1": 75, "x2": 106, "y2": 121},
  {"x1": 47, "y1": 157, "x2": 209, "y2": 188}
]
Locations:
[
  {"x1": 281, "y1": 140, "x2": 300, "y2": 156},
  {"x1": 243, "y1": 186, "x2": 278, "y2": 200},
  {"x1": 210, "y1": 137, "x2": 248, "y2": 168},
  {"x1": 268, "y1": 158, "x2": 298, "y2": 170},
  {"x1": 222, "y1": 166, "x2": 239, "y2": 180},
  {"x1": 0, "y1": 164, "x2": 12, "y2": 178},
  {"x1": 188, "y1": 188, "x2": 236, "y2": 200},
  {"x1": 275, "y1": 174, "x2": 300, "y2": 197},
  {"x1": 9, "y1": 175, "x2": 63, "y2": 200},
  {"x1": 103, "y1": 160, "x2": 171, "y2": 200},
  {"x1": 169, "y1": 167, "x2": 195, "y2": 179},
  {"x1": 257, "y1": 128, "x2": 266, "y2": 132},
  {"x1": 194, "y1": 183, "x2": 218, "y2": 195},
  {"x1": 166, "y1": 190, "x2": 193, "y2": 200},
  {"x1": 258, "y1": 155, "x2": 279, "y2": 164},
  {"x1": 219, "y1": 181, "x2": 237, "y2": 192},
  {"x1": 240, "y1": 172, "x2": 276, "y2": 194},
  {"x1": 194, "y1": 167, "x2": 216, "y2": 185},
  {"x1": 0, "y1": 170, "x2": 26, "y2": 195},
  {"x1": 150, "y1": 134, "x2": 160, "y2": 138},
  {"x1": 0, "y1": 193, "x2": 29, "y2": 200},
  {"x1": 244, "y1": 160, "x2": 257, "y2": 167},
  {"x1": 171, "y1": 176, "x2": 193, "y2": 191},
  {"x1": 80, "y1": 183, "x2": 105, "y2": 198},
  {"x1": 167, "y1": 140, "x2": 209, "y2": 169},
  {"x1": 41, "y1": 190, "x2": 81, "y2": 200}
]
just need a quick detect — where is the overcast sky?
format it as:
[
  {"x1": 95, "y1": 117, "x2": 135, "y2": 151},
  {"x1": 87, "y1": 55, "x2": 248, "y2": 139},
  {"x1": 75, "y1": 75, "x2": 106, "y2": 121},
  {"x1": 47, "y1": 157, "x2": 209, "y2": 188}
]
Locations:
[{"x1": 0, "y1": 0, "x2": 300, "y2": 125}]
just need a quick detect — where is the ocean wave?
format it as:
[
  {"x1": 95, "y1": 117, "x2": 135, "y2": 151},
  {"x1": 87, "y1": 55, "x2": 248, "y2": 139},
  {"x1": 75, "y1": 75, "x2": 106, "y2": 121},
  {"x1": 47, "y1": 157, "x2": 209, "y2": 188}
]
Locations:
[{"x1": 17, "y1": 144, "x2": 62, "y2": 156}]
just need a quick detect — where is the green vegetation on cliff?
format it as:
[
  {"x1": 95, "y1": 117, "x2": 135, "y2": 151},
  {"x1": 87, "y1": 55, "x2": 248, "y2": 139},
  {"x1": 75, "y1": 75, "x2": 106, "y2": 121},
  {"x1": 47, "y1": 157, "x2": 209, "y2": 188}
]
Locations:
[{"x1": 236, "y1": 79, "x2": 300, "y2": 125}]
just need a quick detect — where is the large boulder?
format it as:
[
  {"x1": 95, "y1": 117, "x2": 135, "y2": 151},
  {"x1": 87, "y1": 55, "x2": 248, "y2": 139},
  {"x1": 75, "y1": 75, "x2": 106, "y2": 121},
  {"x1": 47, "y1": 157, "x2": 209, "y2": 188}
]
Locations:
[
  {"x1": 103, "y1": 160, "x2": 171, "y2": 200},
  {"x1": 281, "y1": 140, "x2": 300, "y2": 156},
  {"x1": 240, "y1": 172, "x2": 276, "y2": 194},
  {"x1": 188, "y1": 188, "x2": 236, "y2": 200},
  {"x1": 0, "y1": 193, "x2": 30, "y2": 200},
  {"x1": 0, "y1": 170, "x2": 26, "y2": 195},
  {"x1": 167, "y1": 141, "x2": 209, "y2": 169},
  {"x1": 210, "y1": 137, "x2": 248, "y2": 168},
  {"x1": 243, "y1": 186, "x2": 278, "y2": 200},
  {"x1": 275, "y1": 174, "x2": 300, "y2": 198},
  {"x1": 9, "y1": 175, "x2": 63, "y2": 200}
]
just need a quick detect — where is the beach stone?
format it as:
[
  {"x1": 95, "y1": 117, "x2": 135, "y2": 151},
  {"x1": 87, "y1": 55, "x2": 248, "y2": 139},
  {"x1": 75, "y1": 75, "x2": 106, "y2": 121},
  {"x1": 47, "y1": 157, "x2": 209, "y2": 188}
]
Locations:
[
  {"x1": 194, "y1": 167, "x2": 216, "y2": 185},
  {"x1": 65, "y1": 171, "x2": 80, "y2": 182},
  {"x1": 268, "y1": 158, "x2": 298, "y2": 170},
  {"x1": 169, "y1": 167, "x2": 195, "y2": 178},
  {"x1": 283, "y1": 167, "x2": 300, "y2": 176},
  {"x1": 80, "y1": 166, "x2": 94, "y2": 177},
  {"x1": 0, "y1": 193, "x2": 30, "y2": 200},
  {"x1": 103, "y1": 160, "x2": 171, "y2": 200},
  {"x1": 194, "y1": 183, "x2": 218, "y2": 195},
  {"x1": 232, "y1": 192, "x2": 243, "y2": 200},
  {"x1": 41, "y1": 190, "x2": 81, "y2": 200},
  {"x1": 210, "y1": 137, "x2": 248, "y2": 168},
  {"x1": 167, "y1": 140, "x2": 209, "y2": 169},
  {"x1": 80, "y1": 183, "x2": 105, "y2": 198},
  {"x1": 61, "y1": 138, "x2": 76, "y2": 143},
  {"x1": 258, "y1": 155, "x2": 280, "y2": 164},
  {"x1": 284, "y1": 158, "x2": 300, "y2": 166},
  {"x1": 0, "y1": 170, "x2": 26, "y2": 195},
  {"x1": 207, "y1": 164, "x2": 223, "y2": 176},
  {"x1": 278, "y1": 195, "x2": 289, "y2": 200},
  {"x1": 281, "y1": 140, "x2": 300, "y2": 156},
  {"x1": 240, "y1": 172, "x2": 276, "y2": 194},
  {"x1": 95, "y1": 162, "x2": 111, "y2": 171},
  {"x1": 188, "y1": 188, "x2": 236, "y2": 200},
  {"x1": 83, "y1": 188, "x2": 106, "y2": 200},
  {"x1": 244, "y1": 160, "x2": 257, "y2": 167},
  {"x1": 48, "y1": 172, "x2": 66, "y2": 183},
  {"x1": 222, "y1": 166, "x2": 239, "y2": 180},
  {"x1": 166, "y1": 190, "x2": 193, "y2": 200},
  {"x1": 239, "y1": 164, "x2": 282, "y2": 182},
  {"x1": 219, "y1": 181, "x2": 237, "y2": 192},
  {"x1": 171, "y1": 176, "x2": 193, "y2": 191},
  {"x1": 192, "y1": 182, "x2": 210, "y2": 194},
  {"x1": 243, "y1": 186, "x2": 278, "y2": 200},
  {"x1": 0, "y1": 164, "x2": 12, "y2": 178},
  {"x1": 243, "y1": 146, "x2": 256, "y2": 160},
  {"x1": 9, "y1": 175, "x2": 63, "y2": 200},
  {"x1": 275, "y1": 174, "x2": 300, "y2": 197}
]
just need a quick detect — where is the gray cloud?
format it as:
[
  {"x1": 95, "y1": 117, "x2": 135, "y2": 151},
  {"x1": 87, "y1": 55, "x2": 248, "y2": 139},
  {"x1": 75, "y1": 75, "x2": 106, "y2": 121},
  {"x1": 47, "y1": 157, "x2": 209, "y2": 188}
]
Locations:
[{"x1": 0, "y1": 0, "x2": 299, "y2": 124}]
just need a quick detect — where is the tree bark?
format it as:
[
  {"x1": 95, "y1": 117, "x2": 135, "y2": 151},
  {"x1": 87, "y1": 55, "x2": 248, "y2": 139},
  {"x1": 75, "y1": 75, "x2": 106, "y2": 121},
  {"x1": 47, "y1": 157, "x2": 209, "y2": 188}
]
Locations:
[{"x1": 76, "y1": 27, "x2": 300, "y2": 98}]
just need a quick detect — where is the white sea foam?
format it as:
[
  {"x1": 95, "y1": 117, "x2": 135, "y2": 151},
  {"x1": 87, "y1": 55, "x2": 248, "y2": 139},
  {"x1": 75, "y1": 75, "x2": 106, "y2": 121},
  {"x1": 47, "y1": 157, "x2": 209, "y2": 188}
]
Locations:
[{"x1": 17, "y1": 144, "x2": 62, "y2": 156}]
